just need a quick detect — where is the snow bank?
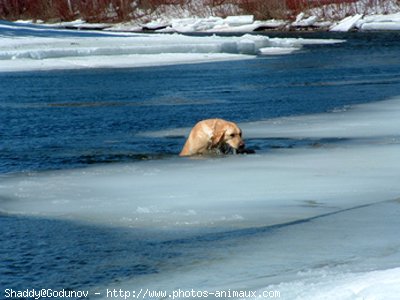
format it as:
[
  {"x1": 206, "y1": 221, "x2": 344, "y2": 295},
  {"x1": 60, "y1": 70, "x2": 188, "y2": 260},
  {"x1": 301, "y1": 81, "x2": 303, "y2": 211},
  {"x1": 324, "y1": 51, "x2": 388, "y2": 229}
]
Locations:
[{"x1": 256, "y1": 267, "x2": 400, "y2": 300}]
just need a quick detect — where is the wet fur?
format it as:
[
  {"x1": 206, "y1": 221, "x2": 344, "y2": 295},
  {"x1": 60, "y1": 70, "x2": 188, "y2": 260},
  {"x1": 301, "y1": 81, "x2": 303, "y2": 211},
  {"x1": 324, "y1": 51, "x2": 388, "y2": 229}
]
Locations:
[{"x1": 179, "y1": 119, "x2": 245, "y2": 156}]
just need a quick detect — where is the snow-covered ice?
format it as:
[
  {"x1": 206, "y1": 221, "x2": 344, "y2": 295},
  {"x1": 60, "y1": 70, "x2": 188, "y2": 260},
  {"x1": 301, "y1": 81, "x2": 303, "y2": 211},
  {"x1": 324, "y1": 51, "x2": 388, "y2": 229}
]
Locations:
[
  {"x1": 358, "y1": 12, "x2": 400, "y2": 31},
  {"x1": 112, "y1": 15, "x2": 288, "y2": 33},
  {"x1": 292, "y1": 13, "x2": 318, "y2": 28},
  {"x1": 0, "y1": 22, "x2": 253, "y2": 71},
  {"x1": 258, "y1": 47, "x2": 300, "y2": 55},
  {"x1": 111, "y1": 2, "x2": 400, "y2": 33},
  {"x1": 225, "y1": 15, "x2": 254, "y2": 26},
  {"x1": 0, "y1": 21, "x2": 345, "y2": 72},
  {"x1": 329, "y1": 12, "x2": 400, "y2": 32},
  {"x1": 138, "y1": 11, "x2": 400, "y2": 33}
]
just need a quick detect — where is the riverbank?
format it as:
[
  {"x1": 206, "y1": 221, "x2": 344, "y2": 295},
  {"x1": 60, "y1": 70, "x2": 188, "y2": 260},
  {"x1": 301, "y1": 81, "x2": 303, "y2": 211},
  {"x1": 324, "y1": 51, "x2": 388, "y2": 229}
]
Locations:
[
  {"x1": 11, "y1": 0, "x2": 399, "y2": 34},
  {"x1": 16, "y1": 11, "x2": 400, "y2": 34}
]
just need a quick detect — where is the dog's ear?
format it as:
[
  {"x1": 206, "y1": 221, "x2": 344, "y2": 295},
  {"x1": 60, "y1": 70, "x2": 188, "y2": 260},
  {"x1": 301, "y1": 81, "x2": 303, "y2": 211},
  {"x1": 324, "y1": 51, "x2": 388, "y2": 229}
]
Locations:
[{"x1": 211, "y1": 129, "x2": 226, "y2": 146}]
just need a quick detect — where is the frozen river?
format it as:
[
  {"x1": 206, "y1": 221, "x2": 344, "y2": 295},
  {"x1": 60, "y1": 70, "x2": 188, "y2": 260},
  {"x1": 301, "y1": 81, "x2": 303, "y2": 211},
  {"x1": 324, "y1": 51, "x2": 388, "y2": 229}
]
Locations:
[{"x1": 1, "y1": 22, "x2": 400, "y2": 299}]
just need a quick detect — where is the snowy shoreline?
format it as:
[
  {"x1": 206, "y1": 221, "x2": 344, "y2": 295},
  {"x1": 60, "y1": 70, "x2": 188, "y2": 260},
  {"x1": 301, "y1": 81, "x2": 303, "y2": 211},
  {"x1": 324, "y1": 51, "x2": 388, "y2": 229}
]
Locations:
[
  {"x1": 20, "y1": 10, "x2": 400, "y2": 34},
  {"x1": 18, "y1": 13, "x2": 400, "y2": 34}
]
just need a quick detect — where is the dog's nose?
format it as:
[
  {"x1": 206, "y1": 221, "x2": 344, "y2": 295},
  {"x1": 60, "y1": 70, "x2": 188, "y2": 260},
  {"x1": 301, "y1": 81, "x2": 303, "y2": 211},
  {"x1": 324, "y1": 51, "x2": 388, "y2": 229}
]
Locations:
[{"x1": 239, "y1": 142, "x2": 245, "y2": 149}]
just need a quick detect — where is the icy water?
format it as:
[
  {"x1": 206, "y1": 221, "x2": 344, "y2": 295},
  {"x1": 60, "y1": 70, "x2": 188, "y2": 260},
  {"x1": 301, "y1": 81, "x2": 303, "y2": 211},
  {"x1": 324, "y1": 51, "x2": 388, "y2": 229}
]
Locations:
[
  {"x1": 1, "y1": 32, "x2": 400, "y2": 173},
  {"x1": 1, "y1": 31, "x2": 400, "y2": 299}
]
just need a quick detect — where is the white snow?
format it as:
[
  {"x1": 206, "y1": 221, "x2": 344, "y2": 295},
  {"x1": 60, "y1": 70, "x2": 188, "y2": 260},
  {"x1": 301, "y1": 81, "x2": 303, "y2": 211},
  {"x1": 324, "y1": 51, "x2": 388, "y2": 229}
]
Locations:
[{"x1": 256, "y1": 267, "x2": 400, "y2": 300}]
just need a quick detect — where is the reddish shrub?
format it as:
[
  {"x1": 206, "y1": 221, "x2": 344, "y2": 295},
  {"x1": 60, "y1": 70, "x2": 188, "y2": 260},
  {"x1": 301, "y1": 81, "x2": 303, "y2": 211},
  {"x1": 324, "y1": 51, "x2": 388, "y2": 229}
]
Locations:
[
  {"x1": 239, "y1": 0, "x2": 289, "y2": 19},
  {"x1": 286, "y1": 0, "x2": 357, "y2": 12}
]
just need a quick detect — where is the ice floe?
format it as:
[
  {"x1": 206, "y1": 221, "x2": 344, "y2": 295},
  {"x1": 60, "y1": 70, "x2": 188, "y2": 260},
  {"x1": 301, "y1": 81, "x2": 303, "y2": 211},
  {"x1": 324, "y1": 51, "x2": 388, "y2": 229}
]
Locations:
[
  {"x1": 330, "y1": 14, "x2": 364, "y2": 32},
  {"x1": 0, "y1": 21, "x2": 344, "y2": 72},
  {"x1": 358, "y1": 12, "x2": 400, "y2": 31}
]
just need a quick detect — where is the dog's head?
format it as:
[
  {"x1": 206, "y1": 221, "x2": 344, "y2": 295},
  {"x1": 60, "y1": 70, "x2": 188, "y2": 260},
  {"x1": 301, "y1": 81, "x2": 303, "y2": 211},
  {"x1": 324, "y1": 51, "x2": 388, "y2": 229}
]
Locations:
[
  {"x1": 224, "y1": 123, "x2": 245, "y2": 150},
  {"x1": 212, "y1": 120, "x2": 245, "y2": 151}
]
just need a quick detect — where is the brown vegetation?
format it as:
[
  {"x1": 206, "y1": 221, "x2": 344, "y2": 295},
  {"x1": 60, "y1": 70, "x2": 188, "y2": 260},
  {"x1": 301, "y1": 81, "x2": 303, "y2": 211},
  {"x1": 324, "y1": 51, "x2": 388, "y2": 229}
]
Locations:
[{"x1": 239, "y1": 0, "x2": 289, "y2": 20}]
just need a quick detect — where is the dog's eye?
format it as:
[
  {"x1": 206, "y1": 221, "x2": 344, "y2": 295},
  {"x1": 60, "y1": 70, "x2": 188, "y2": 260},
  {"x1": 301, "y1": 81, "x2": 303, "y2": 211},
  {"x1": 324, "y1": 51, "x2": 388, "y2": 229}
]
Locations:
[{"x1": 230, "y1": 133, "x2": 235, "y2": 137}]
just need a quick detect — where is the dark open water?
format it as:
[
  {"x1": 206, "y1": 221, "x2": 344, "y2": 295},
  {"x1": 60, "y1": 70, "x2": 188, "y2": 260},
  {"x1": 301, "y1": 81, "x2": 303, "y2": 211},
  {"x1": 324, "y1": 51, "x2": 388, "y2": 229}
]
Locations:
[{"x1": 1, "y1": 30, "x2": 400, "y2": 297}]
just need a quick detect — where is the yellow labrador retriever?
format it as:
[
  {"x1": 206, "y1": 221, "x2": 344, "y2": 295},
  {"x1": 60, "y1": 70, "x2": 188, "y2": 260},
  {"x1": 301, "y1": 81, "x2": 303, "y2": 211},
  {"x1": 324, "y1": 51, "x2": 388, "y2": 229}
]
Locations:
[{"x1": 179, "y1": 118, "x2": 245, "y2": 156}]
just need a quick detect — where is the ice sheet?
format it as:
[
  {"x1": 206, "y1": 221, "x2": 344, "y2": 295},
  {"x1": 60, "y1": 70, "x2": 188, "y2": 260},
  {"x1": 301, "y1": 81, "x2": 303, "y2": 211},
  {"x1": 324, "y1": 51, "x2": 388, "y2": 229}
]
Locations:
[
  {"x1": 241, "y1": 98, "x2": 400, "y2": 139},
  {"x1": 0, "y1": 22, "x2": 344, "y2": 72},
  {"x1": 292, "y1": 13, "x2": 318, "y2": 27},
  {"x1": 258, "y1": 47, "x2": 300, "y2": 55},
  {"x1": 90, "y1": 200, "x2": 400, "y2": 299},
  {"x1": 258, "y1": 266, "x2": 400, "y2": 300},
  {"x1": 330, "y1": 14, "x2": 363, "y2": 32},
  {"x1": 360, "y1": 21, "x2": 400, "y2": 31}
]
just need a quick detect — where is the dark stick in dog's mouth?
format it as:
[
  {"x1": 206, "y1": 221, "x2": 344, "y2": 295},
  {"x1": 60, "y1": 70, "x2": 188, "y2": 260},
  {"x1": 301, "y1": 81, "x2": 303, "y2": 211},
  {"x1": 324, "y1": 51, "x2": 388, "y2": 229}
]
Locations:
[{"x1": 215, "y1": 143, "x2": 256, "y2": 155}]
